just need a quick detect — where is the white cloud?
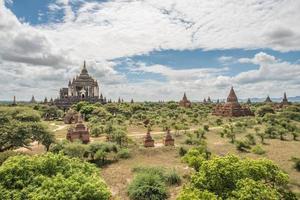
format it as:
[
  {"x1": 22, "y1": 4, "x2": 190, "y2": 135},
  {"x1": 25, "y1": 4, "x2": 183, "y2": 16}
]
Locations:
[{"x1": 0, "y1": 0, "x2": 300, "y2": 101}]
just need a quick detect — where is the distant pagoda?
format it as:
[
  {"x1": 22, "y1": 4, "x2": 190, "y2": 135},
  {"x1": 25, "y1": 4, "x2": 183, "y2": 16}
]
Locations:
[
  {"x1": 212, "y1": 87, "x2": 254, "y2": 117},
  {"x1": 179, "y1": 92, "x2": 192, "y2": 108},
  {"x1": 278, "y1": 92, "x2": 291, "y2": 108},
  {"x1": 264, "y1": 96, "x2": 272, "y2": 103},
  {"x1": 30, "y1": 95, "x2": 36, "y2": 104},
  {"x1": 12, "y1": 96, "x2": 17, "y2": 106},
  {"x1": 246, "y1": 98, "x2": 252, "y2": 104},
  {"x1": 54, "y1": 61, "x2": 107, "y2": 110}
]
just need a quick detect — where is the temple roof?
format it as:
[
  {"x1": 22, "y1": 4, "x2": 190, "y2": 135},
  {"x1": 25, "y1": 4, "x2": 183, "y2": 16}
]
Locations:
[
  {"x1": 182, "y1": 92, "x2": 188, "y2": 101},
  {"x1": 265, "y1": 96, "x2": 272, "y2": 103},
  {"x1": 282, "y1": 92, "x2": 288, "y2": 102},
  {"x1": 227, "y1": 87, "x2": 238, "y2": 103}
]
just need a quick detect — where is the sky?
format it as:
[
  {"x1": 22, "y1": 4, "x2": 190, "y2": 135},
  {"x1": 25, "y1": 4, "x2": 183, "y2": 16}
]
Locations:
[{"x1": 0, "y1": 0, "x2": 300, "y2": 102}]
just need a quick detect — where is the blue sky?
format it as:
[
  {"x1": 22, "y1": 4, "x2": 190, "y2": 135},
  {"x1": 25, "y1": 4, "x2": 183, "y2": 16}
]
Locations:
[{"x1": 1, "y1": 0, "x2": 300, "y2": 101}]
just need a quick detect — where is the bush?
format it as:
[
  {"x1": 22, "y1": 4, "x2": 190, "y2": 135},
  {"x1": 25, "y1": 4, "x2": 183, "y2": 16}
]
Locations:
[
  {"x1": 117, "y1": 148, "x2": 131, "y2": 159},
  {"x1": 127, "y1": 173, "x2": 168, "y2": 200},
  {"x1": 178, "y1": 154, "x2": 296, "y2": 199},
  {"x1": 256, "y1": 105, "x2": 275, "y2": 117},
  {"x1": 0, "y1": 153, "x2": 111, "y2": 200},
  {"x1": 235, "y1": 140, "x2": 251, "y2": 152},
  {"x1": 63, "y1": 142, "x2": 87, "y2": 159},
  {"x1": 251, "y1": 145, "x2": 266, "y2": 155},
  {"x1": 165, "y1": 169, "x2": 181, "y2": 185},
  {"x1": 0, "y1": 151, "x2": 23, "y2": 165},
  {"x1": 291, "y1": 157, "x2": 300, "y2": 171},
  {"x1": 179, "y1": 146, "x2": 187, "y2": 157},
  {"x1": 245, "y1": 133, "x2": 256, "y2": 145}
]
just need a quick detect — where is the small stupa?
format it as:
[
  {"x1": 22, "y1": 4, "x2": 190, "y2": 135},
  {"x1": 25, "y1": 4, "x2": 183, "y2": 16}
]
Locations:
[
  {"x1": 144, "y1": 130, "x2": 154, "y2": 147},
  {"x1": 163, "y1": 129, "x2": 174, "y2": 146}
]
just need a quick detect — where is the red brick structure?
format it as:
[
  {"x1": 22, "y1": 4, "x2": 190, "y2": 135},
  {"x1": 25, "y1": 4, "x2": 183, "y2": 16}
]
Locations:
[
  {"x1": 212, "y1": 87, "x2": 254, "y2": 117},
  {"x1": 66, "y1": 120, "x2": 90, "y2": 144},
  {"x1": 179, "y1": 92, "x2": 192, "y2": 108},
  {"x1": 163, "y1": 129, "x2": 174, "y2": 146},
  {"x1": 144, "y1": 130, "x2": 154, "y2": 147},
  {"x1": 64, "y1": 109, "x2": 79, "y2": 124}
]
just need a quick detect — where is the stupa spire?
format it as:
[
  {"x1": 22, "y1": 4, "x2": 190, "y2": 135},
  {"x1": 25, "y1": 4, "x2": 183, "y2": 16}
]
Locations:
[{"x1": 227, "y1": 86, "x2": 238, "y2": 103}]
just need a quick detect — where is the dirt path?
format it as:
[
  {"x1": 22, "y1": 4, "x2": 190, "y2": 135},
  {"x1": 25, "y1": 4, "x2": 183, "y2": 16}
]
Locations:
[{"x1": 127, "y1": 126, "x2": 222, "y2": 137}]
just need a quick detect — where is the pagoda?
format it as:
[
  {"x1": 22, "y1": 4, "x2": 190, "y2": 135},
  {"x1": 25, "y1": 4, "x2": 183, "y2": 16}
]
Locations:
[
  {"x1": 207, "y1": 97, "x2": 212, "y2": 103},
  {"x1": 246, "y1": 98, "x2": 252, "y2": 104},
  {"x1": 264, "y1": 96, "x2": 272, "y2": 103},
  {"x1": 66, "y1": 119, "x2": 90, "y2": 144},
  {"x1": 54, "y1": 61, "x2": 106, "y2": 110},
  {"x1": 30, "y1": 95, "x2": 36, "y2": 104},
  {"x1": 278, "y1": 92, "x2": 291, "y2": 108},
  {"x1": 144, "y1": 130, "x2": 154, "y2": 147},
  {"x1": 179, "y1": 92, "x2": 192, "y2": 108},
  {"x1": 163, "y1": 129, "x2": 174, "y2": 146},
  {"x1": 12, "y1": 96, "x2": 17, "y2": 106},
  {"x1": 212, "y1": 87, "x2": 254, "y2": 117}
]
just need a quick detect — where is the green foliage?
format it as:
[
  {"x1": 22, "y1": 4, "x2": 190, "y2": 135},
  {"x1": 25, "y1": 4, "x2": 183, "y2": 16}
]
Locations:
[
  {"x1": 0, "y1": 153, "x2": 111, "y2": 200},
  {"x1": 0, "y1": 107, "x2": 55, "y2": 152},
  {"x1": 245, "y1": 133, "x2": 256, "y2": 145},
  {"x1": 291, "y1": 157, "x2": 300, "y2": 171},
  {"x1": 117, "y1": 148, "x2": 131, "y2": 159},
  {"x1": 251, "y1": 145, "x2": 266, "y2": 155},
  {"x1": 179, "y1": 154, "x2": 296, "y2": 199},
  {"x1": 62, "y1": 142, "x2": 87, "y2": 159},
  {"x1": 127, "y1": 172, "x2": 168, "y2": 200},
  {"x1": 0, "y1": 151, "x2": 24, "y2": 165},
  {"x1": 182, "y1": 144, "x2": 211, "y2": 171},
  {"x1": 179, "y1": 146, "x2": 187, "y2": 157},
  {"x1": 256, "y1": 105, "x2": 275, "y2": 117},
  {"x1": 235, "y1": 140, "x2": 251, "y2": 152},
  {"x1": 164, "y1": 169, "x2": 181, "y2": 186}
]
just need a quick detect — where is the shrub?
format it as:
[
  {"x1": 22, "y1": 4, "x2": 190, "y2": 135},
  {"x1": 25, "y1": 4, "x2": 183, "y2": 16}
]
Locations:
[
  {"x1": 235, "y1": 140, "x2": 251, "y2": 152},
  {"x1": 179, "y1": 146, "x2": 187, "y2": 157},
  {"x1": 178, "y1": 154, "x2": 296, "y2": 199},
  {"x1": 256, "y1": 106, "x2": 275, "y2": 117},
  {"x1": 117, "y1": 148, "x2": 131, "y2": 159},
  {"x1": 0, "y1": 153, "x2": 111, "y2": 200},
  {"x1": 127, "y1": 173, "x2": 168, "y2": 200},
  {"x1": 245, "y1": 133, "x2": 256, "y2": 145},
  {"x1": 63, "y1": 142, "x2": 87, "y2": 159},
  {"x1": 0, "y1": 151, "x2": 23, "y2": 165},
  {"x1": 203, "y1": 124, "x2": 209, "y2": 131},
  {"x1": 251, "y1": 145, "x2": 266, "y2": 155},
  {"x1": 291, "y1": 157, "x2": 300, "y2": 171},
  {"x1": 165, "y1": 169, "x2": 181, "y2": 186}
]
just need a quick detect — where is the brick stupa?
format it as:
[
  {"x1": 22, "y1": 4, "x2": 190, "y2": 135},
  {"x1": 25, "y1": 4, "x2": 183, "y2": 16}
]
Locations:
[
  {"x1": 66, "y1": 119, "x2": 90, "y2": 144},
  {"x1": 179, "y1": 92, "x2": 192, "y2": 108},
  {"x1": 163, "y1": 129, "x2": 174, "y2": 146},
  {"x1": 264, "y1": 96, "x2": 272, "y2": 103},
  {"x1": 278, "y1": 92, "x2": 291, "y2": 108},
  {"x1": 144, "y1": 130, "x2": 154, "y2": 147},
  {"x1": 212, "y1": 87, "x2": 254, "y2": 117}
]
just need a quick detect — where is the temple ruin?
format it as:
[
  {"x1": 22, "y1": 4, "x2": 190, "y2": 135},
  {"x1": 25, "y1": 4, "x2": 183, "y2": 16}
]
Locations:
[
  {"x1": 212, "y1": 87, "x2": 254, "y2": 117},
  {"x1": 179, "y1": 92, "x2": 192, "y2": 108}
]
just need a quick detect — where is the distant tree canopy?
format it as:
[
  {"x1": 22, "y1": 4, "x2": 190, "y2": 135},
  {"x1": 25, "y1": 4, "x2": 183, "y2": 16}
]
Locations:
[
  {"x1": 0, "y1": 107, "x2": 55, "y2": 152},
  {"x1": 179, "y1": 153, "x2": 296, "y2": 200},
  {"x1": 0, "y1": 153, "x2": 111, "y2": 200}
]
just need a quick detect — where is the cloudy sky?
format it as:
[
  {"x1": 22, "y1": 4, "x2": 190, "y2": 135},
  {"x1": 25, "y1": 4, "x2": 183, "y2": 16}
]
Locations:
[{"x1": 0, "y1": 0, "x2": 300, "y2": 101}]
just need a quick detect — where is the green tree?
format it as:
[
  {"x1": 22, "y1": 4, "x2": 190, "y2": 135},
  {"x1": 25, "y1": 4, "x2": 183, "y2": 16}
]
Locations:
[
  {"x1": 0, "y1": 153, "x2": 111, "y2": 200},
  {"x1": 178, "y1": 155, "x2": 296, "y2": 199}
]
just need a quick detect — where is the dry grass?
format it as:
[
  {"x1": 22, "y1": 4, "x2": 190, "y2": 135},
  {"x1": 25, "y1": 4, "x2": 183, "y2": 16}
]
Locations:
[{"x1": 101, "y1": 146, "x2": 190, "y2": 200}]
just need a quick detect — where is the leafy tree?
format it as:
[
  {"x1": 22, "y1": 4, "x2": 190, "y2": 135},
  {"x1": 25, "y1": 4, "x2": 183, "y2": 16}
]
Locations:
[
  {"x1": 179, "y1": 155, "x2": 296, "y2": 199},
  {"x1": 256, "y1": 105, "x2": 275, "y2": 117},
  {"x1": 0, "y1": 153, "x2": 111, "y2": 200},
  {"x1": 128, "y1": 172, "x2": 168, "y2": 200},
  {"x1": 63, "y1": 142, "x2": 87, "y2": 159}
]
